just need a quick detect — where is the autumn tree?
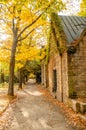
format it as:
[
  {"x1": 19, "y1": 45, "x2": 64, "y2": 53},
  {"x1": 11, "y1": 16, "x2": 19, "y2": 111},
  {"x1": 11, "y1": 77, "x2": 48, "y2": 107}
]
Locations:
[
  {"x1": 78, "y1": 0, "x2": 86, "y2": 16},
  {"x1": 0, "y1": 0, "x2": 65, "y2": 96},
  {"x1": 0, "y1": 37, "x2": 11, "y2": 83},
  {"x1": 16, "y1": 36, "x2": 41, "y2": 89}
]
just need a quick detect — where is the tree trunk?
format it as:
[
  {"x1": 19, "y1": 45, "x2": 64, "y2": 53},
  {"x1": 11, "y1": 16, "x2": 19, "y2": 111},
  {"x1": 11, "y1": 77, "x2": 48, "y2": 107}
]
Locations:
[
  {"x1": 25, "y1": 75, "x2": 28, "y2": 82},
  {"x1": 8, "y1": 32, "x2": 18, "y2": 96},
  {"x1": 1, "y1": 72, "x2": 4, "y2": 83},
  {"x1": 18, "y1": 69, "x2": 23, "y2": 89}
]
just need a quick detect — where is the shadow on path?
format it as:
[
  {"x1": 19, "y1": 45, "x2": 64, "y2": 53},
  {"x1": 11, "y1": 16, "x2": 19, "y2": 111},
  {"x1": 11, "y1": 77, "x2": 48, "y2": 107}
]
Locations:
[{"x1": 6, "y1": 79, "x2": 76, "y2": 130}]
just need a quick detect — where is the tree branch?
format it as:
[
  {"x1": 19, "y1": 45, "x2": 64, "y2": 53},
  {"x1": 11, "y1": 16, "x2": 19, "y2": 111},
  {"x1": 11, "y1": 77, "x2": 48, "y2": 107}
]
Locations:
[
  {"x1": 18, "y1": 22, "x2": 45, "y2": 42},
  {"x1": 17, "y1": 0, "x2": 56, "y2": 40},
  {"x1": 17, "y1": 13, "x2": 42, "y2": 39},
  {"x1": 18, "y1": 1, "x2": 55, "y2": 38},
  {"x1": 1, "y1": 47, "x2": 11, "y2": 51},
  {"x1": 18, "y1": 28, "x2": 36, "y2": 42}
]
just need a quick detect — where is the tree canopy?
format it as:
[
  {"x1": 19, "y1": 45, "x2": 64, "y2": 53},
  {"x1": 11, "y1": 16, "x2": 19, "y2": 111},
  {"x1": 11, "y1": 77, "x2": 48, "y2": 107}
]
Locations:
[
  {"x1": 78, "y1": 0, "x2": 86, "y2": 16},
  {"x1": 0, "y1": 0, "x2": 65, "y2": 96}
]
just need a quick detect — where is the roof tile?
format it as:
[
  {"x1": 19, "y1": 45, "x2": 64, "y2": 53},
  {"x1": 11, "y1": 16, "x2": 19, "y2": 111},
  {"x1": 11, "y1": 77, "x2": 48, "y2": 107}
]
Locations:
[{"x1": 59, "y1": 15, "x2": 86, "y2": 44}]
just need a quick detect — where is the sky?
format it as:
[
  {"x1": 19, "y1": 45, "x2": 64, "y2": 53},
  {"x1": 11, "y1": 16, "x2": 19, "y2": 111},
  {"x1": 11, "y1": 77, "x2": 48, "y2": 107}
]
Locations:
[
  {"x1": 59, "y1": 0, "x2": 82, "y2": 15},
  {"x1": 0, "y1": 29, "x2": 9, "y2": 42}
]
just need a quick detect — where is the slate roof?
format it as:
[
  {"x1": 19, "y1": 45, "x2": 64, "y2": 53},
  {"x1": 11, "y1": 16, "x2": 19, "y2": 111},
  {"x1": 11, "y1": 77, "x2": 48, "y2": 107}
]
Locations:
[{"x1": 59, "y1": 15, "x2": 86, "y2": 45}]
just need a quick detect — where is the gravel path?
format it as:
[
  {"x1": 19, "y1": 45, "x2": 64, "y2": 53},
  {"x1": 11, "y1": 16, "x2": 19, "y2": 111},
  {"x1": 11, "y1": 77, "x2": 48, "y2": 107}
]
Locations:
[{"x1": 5, "y1": 79, "x2": 76, "y2": 130}]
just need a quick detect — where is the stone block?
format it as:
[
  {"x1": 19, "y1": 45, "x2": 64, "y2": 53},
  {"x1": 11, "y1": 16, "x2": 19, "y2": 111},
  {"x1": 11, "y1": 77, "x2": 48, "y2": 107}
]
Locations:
[
  {"x1": 68, "y1": 99, "x2": 80, "y2": 113},
  {"x1": 71, "y1": 100, "x2": 80, "y2": 113},
  {"x1": 68, "y1": 99, "x2": 86, "y2": 114},
  {"x1": 80, "y1": 103, "x2": 86, "y2": 114}
]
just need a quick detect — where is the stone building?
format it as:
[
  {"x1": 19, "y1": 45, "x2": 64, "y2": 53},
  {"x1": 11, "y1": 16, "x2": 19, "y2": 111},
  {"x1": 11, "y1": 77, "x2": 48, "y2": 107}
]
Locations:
[{"x1": 41, "y1": 13, "x2": 86, "y2": 103}]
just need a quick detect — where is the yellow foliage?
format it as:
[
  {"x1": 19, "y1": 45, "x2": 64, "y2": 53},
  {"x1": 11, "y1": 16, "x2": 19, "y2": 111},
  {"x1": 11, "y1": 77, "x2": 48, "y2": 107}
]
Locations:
[
  {"x1": 15, "y1": 42, "x2": 41, "y2": 68},
  {"x1": 0, "y1": 48, "x2": 10, "y2": 63},
  {"x1": 78, "y1": 0, "x2": 86, "y2": 16},
  {"x1": 0, "y1": 0, "x2": 64, "y2": 70}
]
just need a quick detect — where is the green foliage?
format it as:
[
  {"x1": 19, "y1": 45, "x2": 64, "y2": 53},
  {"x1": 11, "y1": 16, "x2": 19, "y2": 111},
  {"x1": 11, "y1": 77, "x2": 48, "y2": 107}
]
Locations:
[
  {"x1": 51, "y1": 13, "x2": 63, "y2": 32},
  {"x1": 58, "y1": 45, "x2": 67, "y2": 55},
  {"x1": 23, "y1": 60, "x2": 41, "y2": 74},
  {"x1": 68, "y1": 71, "x2": 77, "y2": 99},
  {"x1": 46, "y1": 43, "x2": 50, "y2": 64},
  {"x1": 26, "y1": 60, "x2": 41, "y2": 83},
  {"x1": 49, "y1": 13, "x2": 67, "y2": 55},
  {"x1": 45, "y1": 27, "x2": 52, "y2": 64}
]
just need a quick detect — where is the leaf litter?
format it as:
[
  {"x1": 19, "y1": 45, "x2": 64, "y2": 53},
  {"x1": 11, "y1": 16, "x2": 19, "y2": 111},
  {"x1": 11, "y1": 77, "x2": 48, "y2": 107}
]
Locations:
[{"x1": 37, "y1": 84, "x2": 86, "y2": 130}]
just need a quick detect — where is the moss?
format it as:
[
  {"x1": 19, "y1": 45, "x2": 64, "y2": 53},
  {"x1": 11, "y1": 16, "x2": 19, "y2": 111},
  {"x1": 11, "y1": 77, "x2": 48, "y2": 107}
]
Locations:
[
  {"x1": 68, "y1": 76, "x2": 77, "y2": 99},
  {"x1": 58, "y1": 45, "x2": 67, "y2": 55},
  {"x1": 46, "y1": 43, "x2": 50, "y2": 64},
  {"x1": 45, "y1": 27, "x2": 52, "y2": 64},
  {"x1": 51, "y1": 13, "x2": 67, "y2": 55},
  {"x1": 46, "y1": 13, "x2": 67, "y2": 63},
  {"x1": 51, "y1": 13, "x2": 63, "y2": 32}
]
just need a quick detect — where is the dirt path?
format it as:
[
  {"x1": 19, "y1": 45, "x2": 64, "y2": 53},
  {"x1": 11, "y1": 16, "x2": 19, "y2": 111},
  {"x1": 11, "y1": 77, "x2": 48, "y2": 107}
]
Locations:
[{"x1": 5, "y1": 79, "x2": 76, "y2": 130}]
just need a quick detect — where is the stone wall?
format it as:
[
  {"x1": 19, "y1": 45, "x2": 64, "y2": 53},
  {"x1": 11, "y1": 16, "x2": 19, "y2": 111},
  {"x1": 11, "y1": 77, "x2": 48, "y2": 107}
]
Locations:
[
  {"x1": 41, "y1": 60, "x2": 47, "y2": 87},
  {"x1": 47, "y1": 22, "x2": 63, "y2": 101},
  {"x1": 47, "y1": 19, "x2": 69, "y2": 103},
  {"x1": 48, "y1": 52, "x2": 69, "y2": 103},
  {"x1": 68, "y1": 34, "x2": 86, "y2": 98},
  {"x1": 61, "y1": 52, "x2": 69, "y2": 103},
  {"x1": 48, "y1": 55, "x2": 56, "y2": 93}
]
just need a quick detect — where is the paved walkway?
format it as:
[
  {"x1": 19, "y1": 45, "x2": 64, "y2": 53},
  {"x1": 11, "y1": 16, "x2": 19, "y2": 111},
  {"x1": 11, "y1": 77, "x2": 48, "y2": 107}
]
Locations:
[{"x1": 5, "y1": 79, "x2": 76, "y2": 130}]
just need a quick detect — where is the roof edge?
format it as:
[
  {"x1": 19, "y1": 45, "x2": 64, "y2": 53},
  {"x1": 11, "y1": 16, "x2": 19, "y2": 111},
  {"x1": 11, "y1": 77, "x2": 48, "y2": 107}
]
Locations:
[{"x1": 71, "y1": 28, "x2": 86, "y2": 47}]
